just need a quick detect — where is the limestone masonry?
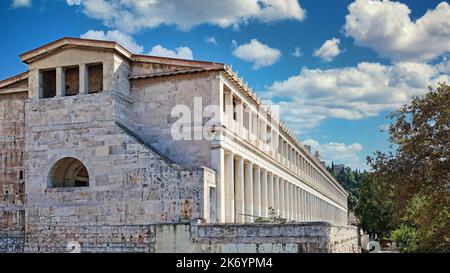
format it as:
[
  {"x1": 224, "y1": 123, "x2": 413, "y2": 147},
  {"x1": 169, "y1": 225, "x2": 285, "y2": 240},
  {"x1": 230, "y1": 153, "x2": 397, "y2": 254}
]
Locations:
[{"x1": 0, "y1": 37, "x2": 359, "y2": 253}]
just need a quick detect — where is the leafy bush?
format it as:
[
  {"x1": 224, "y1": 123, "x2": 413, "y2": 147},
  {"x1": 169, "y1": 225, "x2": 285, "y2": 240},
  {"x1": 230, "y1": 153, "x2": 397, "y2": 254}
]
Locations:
[{"x1": 391, "y1": 224, "x2": 418, "y2": 253}]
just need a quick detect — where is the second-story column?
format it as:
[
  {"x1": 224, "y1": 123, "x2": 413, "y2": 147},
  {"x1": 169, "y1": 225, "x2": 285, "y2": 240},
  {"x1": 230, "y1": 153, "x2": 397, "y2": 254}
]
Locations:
[
  {"x1": 79, "y1": 63, "x2": 88, "y2": 94},
  {"x1": 56, "y1": 66, "x2": 65, "y2": 97},
  {"x1": 224, "y1": 151, "x2": 235, "y2": 223},
  {"x1": 244, "y1": 161, "x2": 254, "y2": 223},
  {"x1": 260, "y1": 169, "x2": 268, "y2": 218},
  {"x1": 234, "y1": 156, "x2": 245, "y2": 223}
]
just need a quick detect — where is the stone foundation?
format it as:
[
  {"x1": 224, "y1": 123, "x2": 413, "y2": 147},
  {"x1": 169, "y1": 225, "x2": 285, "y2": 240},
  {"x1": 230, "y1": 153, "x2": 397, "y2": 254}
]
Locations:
[{"x1": 1, "y1": 222, "x2": 360, "y2": 253}]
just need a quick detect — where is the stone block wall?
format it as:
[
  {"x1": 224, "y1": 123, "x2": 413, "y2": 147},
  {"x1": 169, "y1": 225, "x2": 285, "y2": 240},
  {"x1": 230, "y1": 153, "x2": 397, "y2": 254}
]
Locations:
[
  {"x1": 1, "y1": 222, "x2": 360, "y2": 253},
  {"x1": 21, "y1": 92, "x2": 213, "y2": 252},
  {"x1": 130, "y1": 72, "x2": 220, "y2": 168},
  {"x1": 190, "y1": 223, "x2": 360, "y2": 253},
  {"x1": 0, "y1": 91, "x2": 27, "y2": 252}
]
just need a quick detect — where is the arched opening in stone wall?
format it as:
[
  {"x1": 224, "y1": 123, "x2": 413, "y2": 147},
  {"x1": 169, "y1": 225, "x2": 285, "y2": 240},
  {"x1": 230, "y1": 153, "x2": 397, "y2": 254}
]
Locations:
[{"x1": 48, "y1": 157, "x2": 89, "y2": 187}]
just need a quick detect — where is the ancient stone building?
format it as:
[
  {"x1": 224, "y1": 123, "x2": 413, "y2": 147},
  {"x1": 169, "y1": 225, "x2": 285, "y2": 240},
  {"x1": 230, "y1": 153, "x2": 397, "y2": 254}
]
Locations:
[{"x1": 0, "y1": 37, "x2": 358, "y2": 253}]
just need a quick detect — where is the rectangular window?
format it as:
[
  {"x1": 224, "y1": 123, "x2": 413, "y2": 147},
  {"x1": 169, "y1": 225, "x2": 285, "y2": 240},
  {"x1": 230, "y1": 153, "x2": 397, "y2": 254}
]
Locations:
[
  {"x1": 87, "y1": 63, "x2": 103, "y2": 93},
  {"x1": 64, "y1": 66, "x2": 79, "y2": 96},
  {"x1": 42, "y1": 69, "x2": 56, "y2": 98}
]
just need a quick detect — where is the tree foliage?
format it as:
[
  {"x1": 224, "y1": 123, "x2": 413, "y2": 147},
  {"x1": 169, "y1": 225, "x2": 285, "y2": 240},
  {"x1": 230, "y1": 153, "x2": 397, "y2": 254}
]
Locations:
[
  {"x1": 354, "y1": 173, "x2": 394, "y2": 237},
  {"x1": 327, "y1": 166, "x2": 364, "y2": 210},
  {"x1": 366, "y1": 83, "x2": 450, "y2": 252}
]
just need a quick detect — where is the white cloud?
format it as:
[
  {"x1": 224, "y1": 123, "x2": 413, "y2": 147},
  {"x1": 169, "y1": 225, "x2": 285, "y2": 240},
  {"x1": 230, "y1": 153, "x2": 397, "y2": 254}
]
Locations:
[
  {"x1": 11, "y1": 0, "x2": 31, "y2": 8},
  {"x1": 263, "y1": 60, "x2": 450, "y2": 134},
  {"x1": 303, "y1": 138, "x2": 366, "y2": 170},
  {"x1": 293, "y1": 47, "x2": 303, "y2": 58},
  {"x1": 80, "y1": 29, "x2": 144, "y2": 53},
  {"x1": 313, "y1": 38, "x2": 341, "y2": 62},
  {"x1": 66, "y1": 0, "x2": 81, "y2": 5},
  {"x1": 65, "y1": 0, "x2": 306, "y2": 33},
  {"x1": 205, "y1": 36, "x2": 218, "y2": 45},
  {"x1": 148, "y1": 45, "x2": 194, "y2": 60},
  {"x1": 232, "y1": 39, "x2": 282, "y2": 69},
  {"x1": 344, "y1": 0, "x2": 450, "y2": 62}
]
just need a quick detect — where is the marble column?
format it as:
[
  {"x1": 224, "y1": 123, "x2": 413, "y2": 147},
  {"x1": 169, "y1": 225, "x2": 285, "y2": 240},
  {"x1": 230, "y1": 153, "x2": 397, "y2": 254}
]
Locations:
[
  {"x1": 244, "y1": 161, "x2": 254, "y2": 222},
  {"x1": 274, "y1": 175, "x2": 279, "y2": 216},
  {"x1": 225, "y1": 91, "x2": 233, "y2": 121},
  {"x1": 267, "y1": 172, "x2": 274, "y2": 216},
  {"x1": 79, "y1": 63, "x2": 88, "y2": 94},
  {"x1": 211, "y1": 147, "x2": 225, "y2": 223},
  {"x1": 224, "y1": 151, "x2": 234, "y2": 223},
  {"x1": 279, "y1": 178, "x2": 284, "y2": 218},
  {"x1": 294, "y1": 187, "x2": 298, "y2": 221},
  {"x1": 234, "y1": 156, "x2": 245, "y2": 223},
  {"x1": 56, "y1": 66, "x2": 65, "y2": 97},
  {"x1": 260, "y1": 169, "x2": 268, "y2": 217},
  {"x1": 286, "y1": 181, "x2": 291, "y2": 220},
  {"x1": 253, "y1": 165, "x2": 261, "y2": 218}
]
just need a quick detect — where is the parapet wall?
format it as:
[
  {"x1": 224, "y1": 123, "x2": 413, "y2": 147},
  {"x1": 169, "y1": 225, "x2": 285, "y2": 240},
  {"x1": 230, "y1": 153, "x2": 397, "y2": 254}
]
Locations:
[{"x1": 191, "y1": 223, "x2": 360, "y2": 253}]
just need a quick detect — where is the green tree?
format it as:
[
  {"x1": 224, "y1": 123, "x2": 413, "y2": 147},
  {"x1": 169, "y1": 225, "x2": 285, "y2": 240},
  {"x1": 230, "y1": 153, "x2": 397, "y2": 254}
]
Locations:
[
  {"x1": 367, "y1": 83, "x2": 450, "y2": 252},
  {"x1": 355, "y1": 173, "x2": 394, "y2": 237}
]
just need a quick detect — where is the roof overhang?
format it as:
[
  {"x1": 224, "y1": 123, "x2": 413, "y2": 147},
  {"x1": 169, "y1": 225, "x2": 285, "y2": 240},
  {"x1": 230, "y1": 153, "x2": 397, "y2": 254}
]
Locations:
[
  {"x1": 0, "y1": 71, "x2": 28, "y2": 89},
  {"x1": 20, "y1": 37, "x2": 133, "y2": 64},
  {"x1": 19, "y1": 37, "x2": 224, "y2": 69}
]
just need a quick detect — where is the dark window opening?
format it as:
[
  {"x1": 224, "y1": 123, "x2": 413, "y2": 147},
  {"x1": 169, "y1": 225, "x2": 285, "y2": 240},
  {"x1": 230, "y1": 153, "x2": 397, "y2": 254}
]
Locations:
[
  {"x1": 48, "y1": 157, "x2": 89, "y2": 188},
  {"x1": 88, "y1": 64, "x2": 103, "y2": 93},
  {"x1": 19, "y1": 170, "x2": 24, "y2": 180},
  {"x1": 266, "y1": 125, "x2": 272, "y2": 144},
  {"x1": 64, "y1": 66, "x2": 79, "y2": 96},
  {"x1": 42, "y1": 69, "x2": 56, "y2": 98},
  {"x1": 233, "y1": 98, "x2": 238, "y2": 121}
]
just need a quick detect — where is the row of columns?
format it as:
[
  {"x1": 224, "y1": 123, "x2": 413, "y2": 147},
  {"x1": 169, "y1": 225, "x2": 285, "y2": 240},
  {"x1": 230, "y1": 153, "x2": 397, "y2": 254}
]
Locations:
[
  {"x1": 215, "y1": 148, "x2": 345, "y2": 224},
  {"x1": 224, "y1": 90, "x2": 341, "y2": 209}
]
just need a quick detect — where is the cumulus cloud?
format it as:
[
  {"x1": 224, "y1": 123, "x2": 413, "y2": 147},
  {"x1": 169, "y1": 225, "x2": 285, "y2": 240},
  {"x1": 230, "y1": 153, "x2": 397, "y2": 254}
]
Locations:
[
  {"x1": 263, "y1": 60, "x2": 450, "y2": 134},
  {"x1": 205, "y1": 36, "x2": 218, "y2": 45},
  {"x1": 313, "y1": 38, "x2": 341, "y2": 62},
  {"x1": 232, "y1": 39, "x2": 282, "y2": 69},
  {"x1": 148, "y1": 45, "x2": 194, "y2": 60},
  {"x1": 65, "y1": 0, "x2": 306, "y2": 33},
  {"x1": 80, "y1": 30, "x2": 144, "y2": 53},
  {"x1": 66, "y1": 0, "x2": 81, "y2": 5},
  {"x1": 293, "y1": 47, "x2": 303, "y2": 58},
  {"x1": 11, "y1": 0, "x2": 31, "y2": 8},
  {"x1": 303, "y1": 139, "x2": 366, "y2": 170},
  {"x1": 344, "y1": 0, "x2": 450, "y2": 62}
]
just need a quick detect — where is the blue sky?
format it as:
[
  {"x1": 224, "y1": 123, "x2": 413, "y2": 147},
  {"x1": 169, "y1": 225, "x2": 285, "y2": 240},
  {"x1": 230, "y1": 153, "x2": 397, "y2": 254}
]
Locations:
[{"x1": 1, "y1": 0, "x2": 449, "y2": 170}]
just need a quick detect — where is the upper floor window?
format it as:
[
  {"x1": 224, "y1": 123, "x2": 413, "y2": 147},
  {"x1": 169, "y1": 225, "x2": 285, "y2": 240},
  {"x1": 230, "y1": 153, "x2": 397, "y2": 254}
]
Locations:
[
  {"x1": 87, "y1": 63, "x2": 103, "y2": 93},
  {"x1": 64, "y1": 66, "x2": 79, "y2": 96},
  {"x1": 42, "y1": 69, "x2": 56, "y2": 98}
]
